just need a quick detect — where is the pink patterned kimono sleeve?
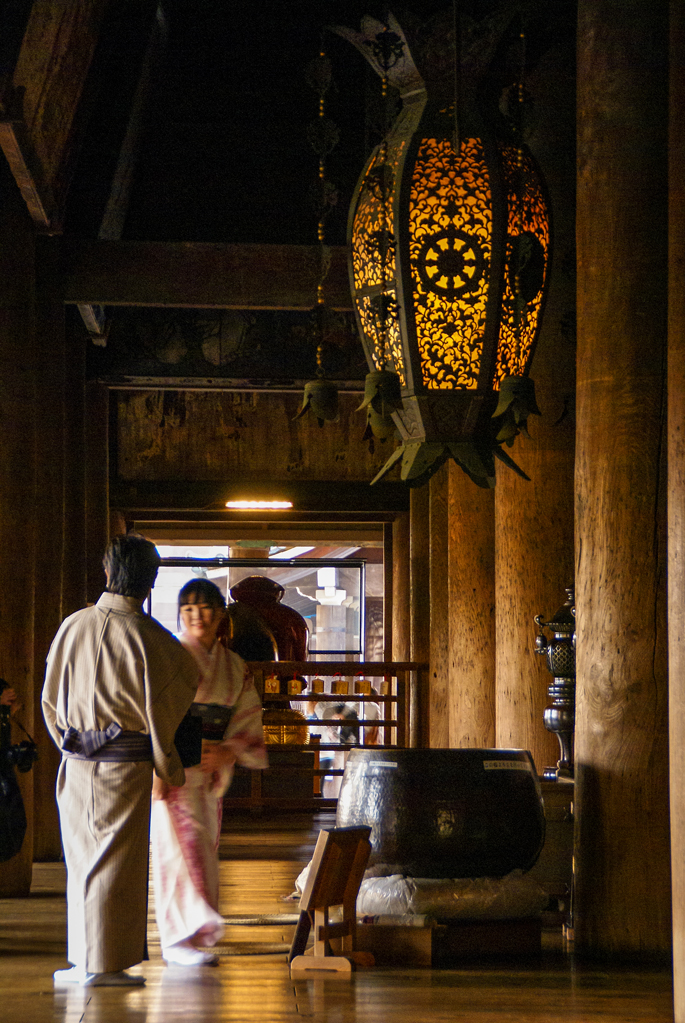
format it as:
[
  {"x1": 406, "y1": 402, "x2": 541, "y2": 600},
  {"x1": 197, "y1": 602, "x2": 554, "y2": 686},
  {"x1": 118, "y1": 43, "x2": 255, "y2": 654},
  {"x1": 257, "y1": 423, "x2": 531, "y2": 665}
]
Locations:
[{"x1": 220, "y1": 663, "x2": 268, "y2": 770}]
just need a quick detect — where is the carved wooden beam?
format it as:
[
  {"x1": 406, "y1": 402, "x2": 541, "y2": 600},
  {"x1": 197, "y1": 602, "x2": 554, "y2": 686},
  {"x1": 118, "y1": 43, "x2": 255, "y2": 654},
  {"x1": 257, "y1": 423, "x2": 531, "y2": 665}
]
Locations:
[
  {"x1": 0, "y1": 0, "x2": 109, "y2": 230},
  {"x1": 63, "y1": 240, "x2": 353, "y2": 310},
  {"x1": 0, "y1": 119, "x2": 55, "y2": 228}
]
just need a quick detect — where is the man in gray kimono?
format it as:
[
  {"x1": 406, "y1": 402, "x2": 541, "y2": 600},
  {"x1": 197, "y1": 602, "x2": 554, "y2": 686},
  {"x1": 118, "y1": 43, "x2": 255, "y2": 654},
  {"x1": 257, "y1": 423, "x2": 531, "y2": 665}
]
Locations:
[{"x1": 42, "y1": 535, "x2": 199, "y2": 987}]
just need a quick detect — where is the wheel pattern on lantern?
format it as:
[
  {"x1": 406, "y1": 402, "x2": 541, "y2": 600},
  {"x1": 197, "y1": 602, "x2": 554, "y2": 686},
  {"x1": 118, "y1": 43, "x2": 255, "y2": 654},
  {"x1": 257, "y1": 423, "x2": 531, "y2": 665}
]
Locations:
[{"x1": 416, "y1": 226, "x2": 486, "y2": 300}]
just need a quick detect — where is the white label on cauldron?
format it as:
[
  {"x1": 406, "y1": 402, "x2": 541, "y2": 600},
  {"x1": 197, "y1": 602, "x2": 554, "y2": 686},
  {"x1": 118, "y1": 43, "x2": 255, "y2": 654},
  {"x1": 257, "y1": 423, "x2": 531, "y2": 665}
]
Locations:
[
  {"x1": 368, "y1": 761, "x2": 399, "y2": 768},
  {"x1": 483, "y1": 760, "x2": 532, "y2": 772}
]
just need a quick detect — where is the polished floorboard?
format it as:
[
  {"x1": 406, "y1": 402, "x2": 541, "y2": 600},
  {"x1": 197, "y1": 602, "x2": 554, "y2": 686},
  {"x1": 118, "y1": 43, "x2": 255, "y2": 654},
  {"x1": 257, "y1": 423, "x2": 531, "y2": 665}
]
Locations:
[{"x1": 0, "y1": 812, "x2": 674, "y2": 1023}]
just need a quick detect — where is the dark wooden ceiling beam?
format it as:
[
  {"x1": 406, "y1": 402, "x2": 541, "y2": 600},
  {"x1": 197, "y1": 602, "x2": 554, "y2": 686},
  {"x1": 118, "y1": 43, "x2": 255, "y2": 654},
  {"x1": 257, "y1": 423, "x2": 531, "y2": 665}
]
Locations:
[
  {"x1": 0, "y1": 119, "x2": 55, "y2": 228},
  {"x1": 79, "y1": 4, "x2": 168, "y2": 341},
  {"x1": 105, "y1": 378, "x2": 364, "y2": 392},
  {"x1": 62, "y1": 239, "x2": 353, "y2": 310},
  {"x1": 110, "y1": 480, "x2": 408, "y2": 515},
  {"x1": 0, "y1": 0, "x2": 110, "y2": 231}
]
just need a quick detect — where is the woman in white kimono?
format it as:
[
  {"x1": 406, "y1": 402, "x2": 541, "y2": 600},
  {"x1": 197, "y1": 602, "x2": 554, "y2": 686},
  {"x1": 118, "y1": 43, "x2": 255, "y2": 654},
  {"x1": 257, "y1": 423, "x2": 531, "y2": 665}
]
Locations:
[{"x1": 150, "y1": 579, "x2": 268, "y2": 966}]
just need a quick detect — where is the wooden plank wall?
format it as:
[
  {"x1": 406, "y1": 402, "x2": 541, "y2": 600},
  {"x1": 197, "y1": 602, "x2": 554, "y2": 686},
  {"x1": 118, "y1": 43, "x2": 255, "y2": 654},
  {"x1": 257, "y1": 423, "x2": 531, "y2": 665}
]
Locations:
[
  {"x1": 0, "y1": 162, "x2": 37, "y2": 894},
  {"x1": 114, "y1": 390, "x2": 392, "y2": 484},
  {"x1": 0, "y1": 201, "x2": 99, "y2": 881}
]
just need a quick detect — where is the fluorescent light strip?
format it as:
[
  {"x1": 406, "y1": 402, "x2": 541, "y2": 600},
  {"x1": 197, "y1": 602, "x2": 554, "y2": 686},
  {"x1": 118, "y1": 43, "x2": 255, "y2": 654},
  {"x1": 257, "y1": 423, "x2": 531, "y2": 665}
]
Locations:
[{"x1": 225, "y1": 500, "x2": 293, "y2": 510}]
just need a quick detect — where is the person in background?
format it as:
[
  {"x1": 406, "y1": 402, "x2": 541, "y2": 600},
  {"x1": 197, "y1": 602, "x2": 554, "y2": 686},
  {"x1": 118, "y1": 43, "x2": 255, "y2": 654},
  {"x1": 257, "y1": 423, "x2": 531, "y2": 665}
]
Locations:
[
  {"x1": 150, "y1": 579, "x2": 268, "y2": 967},
  {"x1": 42, "y1": 535, "x2": 198, "y2": 988},
  {"x1": 350, "y1": 686, "x2": 381, "y2": 746},
  {"x1": 331, "y1": 703, "x2": 360, "y2": 744},
  {"x1": 0, "y1": 685, "x2": 18, "y2": 711},
  {"x1": 316, "y1": 703, "x2": 360, "y2": 799}
]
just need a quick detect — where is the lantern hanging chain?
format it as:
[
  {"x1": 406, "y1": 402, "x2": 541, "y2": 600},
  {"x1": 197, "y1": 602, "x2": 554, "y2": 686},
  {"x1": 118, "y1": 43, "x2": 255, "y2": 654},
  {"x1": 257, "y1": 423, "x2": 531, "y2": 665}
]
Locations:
[
  {"x1": 378, "y1": 69, "x2": 389, "y2": 372},
  {"x1": 316, "y1": 41, "x2": 328, "y2": 378},
  {"x1": 514, "y1": 20, "x2": 527, "y2": 361},
  {"x1": 452, "y1": 0, "x2": 460, "y2": 154},
  {"x1": 303, "y1": 34, "x2": 338, "y2": 380}
]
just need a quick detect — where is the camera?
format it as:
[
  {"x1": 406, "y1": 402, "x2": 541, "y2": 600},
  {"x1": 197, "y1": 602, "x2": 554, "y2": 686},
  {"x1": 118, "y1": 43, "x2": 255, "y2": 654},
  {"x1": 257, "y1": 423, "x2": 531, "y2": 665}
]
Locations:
[
  {"x1": 0, "y1": 681, "x2": 38, "y2": 774},
  {"x1": 3, "y1": 740, "x2": 38, "y2": 773}
]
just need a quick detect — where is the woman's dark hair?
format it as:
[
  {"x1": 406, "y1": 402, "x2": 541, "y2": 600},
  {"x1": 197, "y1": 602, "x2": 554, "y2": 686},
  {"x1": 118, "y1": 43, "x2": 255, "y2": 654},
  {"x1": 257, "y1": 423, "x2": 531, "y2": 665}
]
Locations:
[
  {"x1": 103, "y1": 535, "x2": 160, "y2": 600},
  {"x1": 177, "y1": 579, "x2": 226, "y2": 627},
  {"x1": 178, "y1": 578, "x2": 226, "y2": 609}
]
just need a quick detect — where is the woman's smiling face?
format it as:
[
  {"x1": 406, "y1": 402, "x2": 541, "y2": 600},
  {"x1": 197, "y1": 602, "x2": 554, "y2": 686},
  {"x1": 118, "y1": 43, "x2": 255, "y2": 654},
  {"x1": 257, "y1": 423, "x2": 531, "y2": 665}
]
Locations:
[{"x1": 179, "y1": 593, "x2": 223, "y2": 648}]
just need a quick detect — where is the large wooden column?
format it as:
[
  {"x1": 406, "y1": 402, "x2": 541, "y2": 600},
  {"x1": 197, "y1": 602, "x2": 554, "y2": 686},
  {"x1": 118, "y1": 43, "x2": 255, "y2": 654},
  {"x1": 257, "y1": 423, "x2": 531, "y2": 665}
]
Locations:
[
  {"x1": 429, "y1": 465, "x2": 449, "y2": 747},
  {"x1": 670, "y1": 0, "x2": 685, "y2": 1010},
  {"x1": 448, "y1": 464, "x2": 496, "y2": 749},
  {"x1": 494, "y1": 424, "x2": 575, "y2": 776},
  {"x1": 0, "y1": 163, "x2": 36, "y2": 896},
  {"x1": 575, "y1": 0, "x2": 670, "y2": 957},
  {"x1": 392, "y1": 511, "x2": 410, "y2": 663},
  {"x1": 32, "y1": 237, "x2": 67, "y2": 861},
  {"x1": 494, "y1": 20, "x2": 576, "y2": 776},
  {"x1": 409, "y1": 487, "x2": 430, "y2": 746}
]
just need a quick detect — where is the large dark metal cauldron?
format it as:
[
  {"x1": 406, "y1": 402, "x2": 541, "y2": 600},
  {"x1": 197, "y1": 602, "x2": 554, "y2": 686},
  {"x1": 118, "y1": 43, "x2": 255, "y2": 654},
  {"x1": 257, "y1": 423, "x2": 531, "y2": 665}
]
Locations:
[{"x1": 336, "y1": 749, "x2": 545, "y2": 879}]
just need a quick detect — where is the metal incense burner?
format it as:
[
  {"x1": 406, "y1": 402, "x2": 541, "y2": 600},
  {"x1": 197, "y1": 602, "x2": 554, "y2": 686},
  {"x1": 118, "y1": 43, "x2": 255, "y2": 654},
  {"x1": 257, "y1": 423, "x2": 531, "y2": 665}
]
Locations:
[{"x1": 534, "y1": 587, "x2": 576, "y2": 781}]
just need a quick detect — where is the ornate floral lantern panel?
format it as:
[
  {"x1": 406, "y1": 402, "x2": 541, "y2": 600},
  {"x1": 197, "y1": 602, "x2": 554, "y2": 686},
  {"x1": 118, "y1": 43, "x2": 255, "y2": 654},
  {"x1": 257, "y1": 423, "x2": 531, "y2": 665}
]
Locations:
[{"x1": 337, "y1": 13, "x2": 552, "y2": 486}]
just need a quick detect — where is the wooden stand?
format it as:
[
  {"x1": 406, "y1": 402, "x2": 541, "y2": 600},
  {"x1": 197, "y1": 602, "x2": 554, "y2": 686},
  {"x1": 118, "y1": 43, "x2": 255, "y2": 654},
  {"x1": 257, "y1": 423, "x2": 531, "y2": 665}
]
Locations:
[
  {"x1": 289, "y1": 826, "x2": 374, "y2": 973},
  {"x1": 355, "y1": 917, "x2": 542, "y2": 967}
]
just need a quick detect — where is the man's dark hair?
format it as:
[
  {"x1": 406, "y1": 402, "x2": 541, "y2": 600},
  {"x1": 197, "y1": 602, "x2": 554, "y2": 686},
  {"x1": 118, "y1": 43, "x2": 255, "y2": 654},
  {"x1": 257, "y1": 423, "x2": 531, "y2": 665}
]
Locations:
[{"x1": 103, "y1": 535, "x2": 161, "y2": 600}]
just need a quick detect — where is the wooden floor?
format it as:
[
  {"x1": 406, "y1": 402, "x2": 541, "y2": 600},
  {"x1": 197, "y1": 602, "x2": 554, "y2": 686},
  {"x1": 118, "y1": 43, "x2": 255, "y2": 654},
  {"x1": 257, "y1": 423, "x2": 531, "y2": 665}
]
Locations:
[{"x1": 0, "y1": 811, "x2": 674, "y2": 1023}]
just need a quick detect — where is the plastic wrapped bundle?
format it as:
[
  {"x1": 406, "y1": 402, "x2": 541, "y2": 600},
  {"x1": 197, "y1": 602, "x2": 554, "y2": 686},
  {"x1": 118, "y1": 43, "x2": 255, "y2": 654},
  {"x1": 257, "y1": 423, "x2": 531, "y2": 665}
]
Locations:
[
  {"x1": 355, "y1": 870, "x2": 548, "y2": 921},
  {"x1": 293, "y1": 863, "x2": 547, "y2": 921}
]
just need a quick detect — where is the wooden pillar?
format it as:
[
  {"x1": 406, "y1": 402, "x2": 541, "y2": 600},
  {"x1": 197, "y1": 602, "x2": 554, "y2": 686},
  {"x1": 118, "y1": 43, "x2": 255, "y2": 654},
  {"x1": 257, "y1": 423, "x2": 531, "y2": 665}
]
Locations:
[
  {"x1": 575, "y1": 0, "x2": 670, "y2": 957},
  {"x1": 429, "y1": 465, "x2": 449, "y2": 747},
  {"x1": 409, "y1": 487, "x2": 430, "y2": 746},
  {"x1": 392, "y1": 511, "x2": 410, "y2": 663},
  {"x1": 383, "y1": 522, "x2": 393, "y2": 662},
  {"x1": 447, "y1": 464, "x2": 496, "y2": 749},
  {"x1": 494, "y1": 16, "x2": 576, "y2": 776},
  {"x1": 0, "y1": 162, "x2": 36, "y2": 896},
  {"x1": 670, "y1": 0, "x2": 685, "y2": 1009},
  {"x1": 494, "y1": 446, "x2": 572, "y2": 775},
  {"x1": 32, "y1": 236, "x2": 66, "y2": 861}
]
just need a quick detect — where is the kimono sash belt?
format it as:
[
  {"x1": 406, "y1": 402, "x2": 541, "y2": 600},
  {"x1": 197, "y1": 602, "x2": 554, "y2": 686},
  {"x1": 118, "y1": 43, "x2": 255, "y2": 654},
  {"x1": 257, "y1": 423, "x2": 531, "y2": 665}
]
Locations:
[
  {"x1": 61, "y1": 724, "x2": 153, "y2": 761},
  {"x1": 191, "y1": 702, "x2": 235, "y2": 742}
]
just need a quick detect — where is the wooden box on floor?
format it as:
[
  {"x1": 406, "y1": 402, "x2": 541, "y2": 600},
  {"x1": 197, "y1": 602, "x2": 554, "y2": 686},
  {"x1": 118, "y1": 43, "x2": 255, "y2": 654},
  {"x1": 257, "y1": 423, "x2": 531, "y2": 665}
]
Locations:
[
  {"x1": 354, "y1": 917, "x2": 542, "y2": 967},
  {"x1": 228, "y1": 750, "x2": 317, "y2": 800}
]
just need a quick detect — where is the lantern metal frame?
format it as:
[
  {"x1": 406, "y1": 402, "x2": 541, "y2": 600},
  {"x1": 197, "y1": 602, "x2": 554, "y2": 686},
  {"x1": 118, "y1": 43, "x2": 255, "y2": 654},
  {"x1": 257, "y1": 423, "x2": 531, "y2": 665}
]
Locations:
[{"x1": 338, "y1": 12, "x2": 552, "y2": 487}]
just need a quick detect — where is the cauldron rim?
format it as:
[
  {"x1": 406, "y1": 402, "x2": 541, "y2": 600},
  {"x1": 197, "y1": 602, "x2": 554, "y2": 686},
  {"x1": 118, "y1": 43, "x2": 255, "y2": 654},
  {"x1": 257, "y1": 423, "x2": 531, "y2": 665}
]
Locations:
[{"x1": 345, "y1": 747, "x2": 538, "y2": 760}]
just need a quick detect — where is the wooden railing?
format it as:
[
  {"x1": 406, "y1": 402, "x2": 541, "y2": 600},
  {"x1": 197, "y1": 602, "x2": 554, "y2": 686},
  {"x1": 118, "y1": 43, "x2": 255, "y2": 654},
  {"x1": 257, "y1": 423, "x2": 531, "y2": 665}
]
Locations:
[{"x1": 224, "y1": 661, "x2": 428, "y2": 810}]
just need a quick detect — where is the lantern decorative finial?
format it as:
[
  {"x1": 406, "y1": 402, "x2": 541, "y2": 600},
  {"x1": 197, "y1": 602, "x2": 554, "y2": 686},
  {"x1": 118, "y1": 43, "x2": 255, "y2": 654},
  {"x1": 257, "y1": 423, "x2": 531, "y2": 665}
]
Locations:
[{"x1": 336, "y1": 10, "x2": 551, "y2": 487}]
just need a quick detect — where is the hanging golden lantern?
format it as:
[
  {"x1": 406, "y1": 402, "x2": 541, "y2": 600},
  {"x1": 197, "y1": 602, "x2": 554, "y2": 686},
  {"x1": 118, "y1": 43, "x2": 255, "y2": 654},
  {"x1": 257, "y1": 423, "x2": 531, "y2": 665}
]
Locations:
[{"x1": 336, "y1": 13, "x2": 551, "y2": 487}]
